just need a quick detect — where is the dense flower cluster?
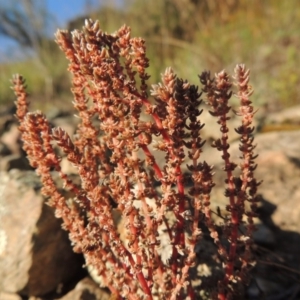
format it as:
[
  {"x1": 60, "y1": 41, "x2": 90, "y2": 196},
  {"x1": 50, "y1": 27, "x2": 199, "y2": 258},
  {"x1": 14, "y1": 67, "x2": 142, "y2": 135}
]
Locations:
[{"x1": 13, "y1": 19, "x2": 259, "y2": 299}]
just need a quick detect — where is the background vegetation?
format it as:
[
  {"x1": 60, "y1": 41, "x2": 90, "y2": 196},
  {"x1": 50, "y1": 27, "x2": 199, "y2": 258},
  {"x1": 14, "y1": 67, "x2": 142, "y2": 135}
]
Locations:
[{"x1": 1, "y1": 0, "x2": 300, "y2": 111}]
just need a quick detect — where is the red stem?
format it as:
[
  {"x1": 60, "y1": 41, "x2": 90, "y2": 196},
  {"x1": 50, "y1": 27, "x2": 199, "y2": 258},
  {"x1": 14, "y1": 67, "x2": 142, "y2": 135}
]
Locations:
[{"x1": 220, "y1": 132, "x2": 239, "y2": 287}]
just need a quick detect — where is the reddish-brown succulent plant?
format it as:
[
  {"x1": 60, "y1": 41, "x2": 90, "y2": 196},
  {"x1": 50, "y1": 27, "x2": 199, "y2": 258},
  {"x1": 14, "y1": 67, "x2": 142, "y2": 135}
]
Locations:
[{"x1": 13, "y1": 19, "x2": 259, "y2": 300}]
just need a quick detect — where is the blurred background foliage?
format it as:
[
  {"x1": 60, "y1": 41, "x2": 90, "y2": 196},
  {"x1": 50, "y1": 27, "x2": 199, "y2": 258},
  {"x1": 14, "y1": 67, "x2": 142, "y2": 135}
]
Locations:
[{"x1": 0, "y1": 0, "x2": 299, "y2": 111}]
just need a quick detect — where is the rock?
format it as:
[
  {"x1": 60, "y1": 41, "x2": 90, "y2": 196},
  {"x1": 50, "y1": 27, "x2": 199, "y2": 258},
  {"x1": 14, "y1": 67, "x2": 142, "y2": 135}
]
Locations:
[
  {"x1": 0, "y1": 170, "x2": 85, "y2": 297},
  {"x1": 247, "y1": 276, "x2": 286, "y2": 299},
  {"x1": 0, "y1": 292, "x2": 23, "y2": 300},
  {"x1": 200, "y1": 130, "x2": 300, "y2": 234},
  {"x1": 0, "y1": 111, "x2": 15, "y2": 136},
  {"x1": 60, "y1": 156, "x2": 78, "y2": 174},
  {"x1": 51, "y1": 116, "x2": 79, "y2": 139},
  {"x1": 200, "y1": 129, "x2": 300, "y2": 298},
  {"x1": 199, "y1": 103, "x2": 260, "y2": 144},
  {"x1": 252, "y1": 223, "x2": 276, "y2": 247},
  {"x1": 0, "y1": 154, "x2": 31, "y2": 171},
  {"x1": 0, "y1": 141, "x2": 12, "y2": 156},
  {"x1": 60, "y1": 277, "x2": 110, "y2": 300},
  {"x1": 0, "y1": 123, "x2": 21, "y2": 155},
  {"x1": 262, "y1": 104, "x2": 300, "y2": 129}
]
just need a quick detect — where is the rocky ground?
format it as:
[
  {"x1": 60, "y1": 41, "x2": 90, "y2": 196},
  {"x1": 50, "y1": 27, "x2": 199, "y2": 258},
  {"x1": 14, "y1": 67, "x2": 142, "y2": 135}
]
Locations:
[{"x1": 0, "y1": 104, "x2": 299, "y2": 300}]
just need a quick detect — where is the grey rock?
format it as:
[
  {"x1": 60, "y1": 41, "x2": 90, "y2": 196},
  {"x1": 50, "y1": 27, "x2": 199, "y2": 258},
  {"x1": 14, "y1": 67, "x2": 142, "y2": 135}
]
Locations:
[
  {"x1": 0, "y1": 292, "x2": 22, "y2": 300},
  {"x1": 60, "y1": 277, "x2": 110, "y2": 300},
  {"x1": 0, "y1": 154, "x2": 31, "y2": 171},
  {"x1": 0, "y1": 170, "x2": 84, "y2": 297}
]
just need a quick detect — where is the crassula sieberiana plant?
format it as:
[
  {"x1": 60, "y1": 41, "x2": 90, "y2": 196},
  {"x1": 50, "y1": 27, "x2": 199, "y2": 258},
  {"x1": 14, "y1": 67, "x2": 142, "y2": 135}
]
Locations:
[{"x1": 12, "y1": 19, "x2": 260, "y2": 300}]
